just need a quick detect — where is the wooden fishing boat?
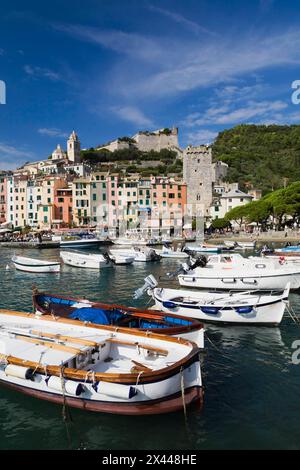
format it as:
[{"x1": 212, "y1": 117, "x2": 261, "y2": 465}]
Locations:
[
  {"x1": 0, "y1": 309, "x2": 203, "y2": 415},
  {"x1": 12, "y1": 255, "x2": 61, "y2": 273},
  {"x1": 32, "y1": 289, "x2": 204, "y2": 348}
]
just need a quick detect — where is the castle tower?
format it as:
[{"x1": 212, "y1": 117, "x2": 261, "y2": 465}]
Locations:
[
  {"x1": 67, "y1": 131, "x2": 81, "y2": 163},
  {"x1": 183, "y1": 145, "x2": 213, "y2": 218}
]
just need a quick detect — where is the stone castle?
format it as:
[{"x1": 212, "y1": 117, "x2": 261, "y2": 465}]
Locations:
[{"x1": 97, "y1": 127, "x2": 181, "y2": 155}]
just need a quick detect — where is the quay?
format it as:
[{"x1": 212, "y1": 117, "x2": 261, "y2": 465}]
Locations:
[{"x1": 0, "y1": 241, "x2": 60, "y2": 249}]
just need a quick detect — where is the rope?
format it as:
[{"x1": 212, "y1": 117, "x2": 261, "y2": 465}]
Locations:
[
  {"x1": 135, "y1": 370, "x2": 143, "y2": 387},
  {"x1": 180, "y1": 366, "x2": 187, "y2": 421},
  {"x1": 60, "y1": 365, "x2": 73, "y2": 449}
]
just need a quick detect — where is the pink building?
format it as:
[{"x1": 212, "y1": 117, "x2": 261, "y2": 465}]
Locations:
[{"x1": 0, "y1": 175, "x2": 7, "y2": 224}]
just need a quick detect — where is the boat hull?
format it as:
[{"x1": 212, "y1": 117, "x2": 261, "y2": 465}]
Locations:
[
  {"x1": 153, "y1": 292, "x2": 287, "y2": 325},
  {"x1": 178, "y1": 271, "x2": 300, "y2": 290},
  {"x1": 12, "y1": 259, "x2": 60, "y2": 273},
  {"x1": 0, "y1": 378, "x2": 203, "y2": 415},
  {"x1": 60, "y1": 252, "x2": 111, "y2": 269}
]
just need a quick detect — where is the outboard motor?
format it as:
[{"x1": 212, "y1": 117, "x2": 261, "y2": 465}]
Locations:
[
  {"x1": 133, "y1": 275, "x2": 158, "y2": 299},
  {"x1": 260, "y1": 244, "x2": 274, "y2": 256},
  {"x1": 190, "y1": 255, "x2": 207, "y2": 269}
]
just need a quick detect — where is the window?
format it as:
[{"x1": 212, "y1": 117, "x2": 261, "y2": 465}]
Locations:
[
  {"x1": 178, "y1": 193, "x2": 181, "y2": 198},
  {"x1": 240, "y1": 198, "x2": 244, "y2": 202},
  {"x1": 44, "y1": 216, "x2": 48, "y2": 223},
  {"x1": 43, "y1": 207, "x2": 48, "y2": 212},
  {"x1": 103, "y1": 194, "x2": 106, "y2": 201},
  {"x1": 229, "y1": 198, "x2": 232, "y2": 202},
  {"x1": 58, "y1": 198, "x2": 64, "y2": 203},
  {"x1": 215, "y1": 206, "x2": 219, "y2": 212},
  {"x1": 169, "y1": 193, "x2": 175, "y2": 199}
]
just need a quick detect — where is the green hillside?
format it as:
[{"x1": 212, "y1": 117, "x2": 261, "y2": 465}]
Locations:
[
  {"x1": 80, "y1": 148, "x2": 182, "y2": 176},
  {"x1": 212, "y1": 124, "x2": 300, "y2": 193}
]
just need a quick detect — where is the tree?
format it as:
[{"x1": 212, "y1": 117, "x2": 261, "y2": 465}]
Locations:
[
  {"x1": 225, "y1": 205, "x2": 248, "y2": 227},
  {"x1": 211, "y1": 218, "x2": 231, "y2": 230}
]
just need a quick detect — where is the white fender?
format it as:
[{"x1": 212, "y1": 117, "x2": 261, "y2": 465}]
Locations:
[
  {"x1": 46, "y1": 375, "x2": 84, "y2": 396},
  {"x1": 5, "y1": 364, "x2": 34, "y2": 380},
  {"x1": 94, "y1": 381, "x2": 137, "y2": 399}
]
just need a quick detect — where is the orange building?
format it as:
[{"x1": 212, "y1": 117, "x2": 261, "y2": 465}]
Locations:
[{"x1": 54, "y1": 187, "x2": 73, "y2": 227}]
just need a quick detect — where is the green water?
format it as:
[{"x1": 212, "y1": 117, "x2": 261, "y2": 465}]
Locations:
[{"x1": 0, "y1": 247, "x2": 300, "y2": 450}]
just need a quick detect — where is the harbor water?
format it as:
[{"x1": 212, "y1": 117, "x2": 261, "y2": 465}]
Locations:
[{"x1": 0, "y1": 246, "x2": 300, "y2": 450}]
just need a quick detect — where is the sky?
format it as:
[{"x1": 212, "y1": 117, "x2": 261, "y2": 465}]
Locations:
[{"x1": 1, "y1": 0, "x2": 300, "y2": 169}]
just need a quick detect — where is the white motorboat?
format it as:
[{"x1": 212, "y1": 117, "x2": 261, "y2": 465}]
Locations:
[
  {"x1": 55, "y1": 234, "x2": 104, "y2": 248},
  {"x1": 12, "y1": 255, "x2": 60, "y2": 273},
  {"x1": 185, "y1": 244, "x2": 221, "y2": 253},
  {"x1": 156, "y1": 247, "x2": 189, "y2": 259},
  {"x1": 236, "y1": 241, "x2": 257, "y2": 249},
  {"x1": 60, "y1": 251, "x2": 112, "y2": 269},
  {"x1": 0, "y1": 309, "x2": 203, "y2": 415},
  {"x1": 134, "y1": 276, "x2": 290, "y2": 325},
  {"x1": 177, "y1": 253, "x2": 300, "y2": 290},
  {"x1": 109, "y1": 247, "x2": 160, "y2": 262},
  {"x1": 112, "y1": 237, "x2": 148, "y2": 246},
  {"x1": 108, "y1": 251, "x2": 135, "y2": 265}
]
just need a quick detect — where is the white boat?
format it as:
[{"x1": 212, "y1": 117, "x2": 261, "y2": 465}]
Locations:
[
  {"x1": 236, "y1": 241, "x2": 257, "y2": 249},
  {"x1": 109, "y1": 247, "x2": 160, "y2": 262},
  {"x1": 60, "y1": 251, "x2": 112, "y2": 269},
  {"x1": 112, "y1": 237, "x2": 148, "y2": 246},
  {"x1": 134, "y1": 275, "x2": 290, "y2": 325},
  {"x1": 55, "y1": 235, "x2": 104, "y2": 248},
  {"x1": 185, "y1": 244, "x2": 221, "y2": 253},
  {"x1": 177, "y1": 253, "x2": 300, "y2": 290},
  {"x1": 12, "y1": 255, "x2": 60, "y2": 273},
  {"x1": 151, "y1": 286, "x2": 290, "y2": 325},
  {"x1": 108, "y1": 251, "x2": 135, "y2": 265},
  {"x1": 156, "y1": 247, "x2": 189, "y2": 259},
  {"x1": 0, "y1": 309, "x2": 203, "y2": 415}
]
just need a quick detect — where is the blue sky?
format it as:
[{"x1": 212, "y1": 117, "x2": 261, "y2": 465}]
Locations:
[{"x1": 0, "y1": 0, "x2": 300, "y2": 169}]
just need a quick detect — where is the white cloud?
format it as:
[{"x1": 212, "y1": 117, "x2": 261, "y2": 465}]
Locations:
[
  {"x1": 53, "y1": 24, "x2": 165, "y2": 63},
  {"x1": 186, "y1": 129, "x2": 218, "y2": 145},
  {"x1": 147, "y1": 4, "x2": 216, "y2": 36},
  {"x1": 38, "y1": 128, "x2": 68, "y2": 138},
  {"x1": 24, "y1": 65, "x2": 61, "y2": 81},
  {"x1": 183, "y1": 100, "x2": 288, "y2": 127},
  {"x1": 111, "y1": 106, "x2": 155, "y2": 127},
  {"x1": 0, "y1": 143, "x2": 35, "y2": 169}
]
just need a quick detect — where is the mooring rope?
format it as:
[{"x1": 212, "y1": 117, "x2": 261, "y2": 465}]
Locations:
[
  {"x1": 180, "y1": 366, "x2": 187, "y2": 421},
  {"x1": 60, "y1": 365, "x2": 73, "y2": 449}
]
